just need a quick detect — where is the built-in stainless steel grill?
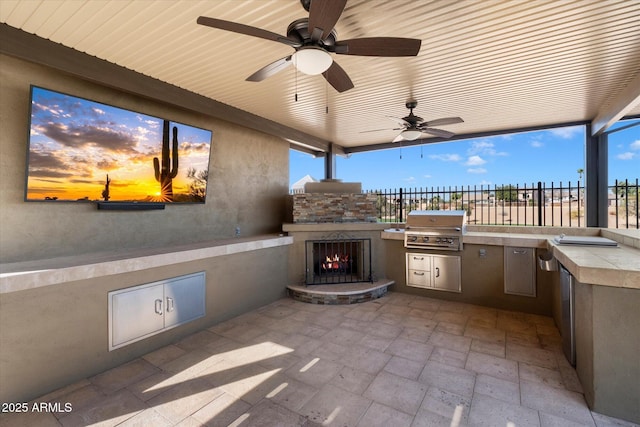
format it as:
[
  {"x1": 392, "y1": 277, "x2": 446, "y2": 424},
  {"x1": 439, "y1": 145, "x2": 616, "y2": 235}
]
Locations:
[{"x1": 404, "y1": 210, "x2": 467, "y2": 251}]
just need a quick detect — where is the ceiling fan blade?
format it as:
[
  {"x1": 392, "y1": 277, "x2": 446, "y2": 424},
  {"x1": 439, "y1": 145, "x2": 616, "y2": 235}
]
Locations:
[
  {"x1": 424, "y1": 117, "x2": 464, "y2": 127},
  {"x1": 360, "y1": 128, "x2": 394, "y2": 133},
  {"x1": 392, "y1": 134, "x2": 404, "y2": 143},
  {"x1": 197, "y1": 16, "x2": 300, "y2": 47},
  {"x1": 420, "y1": 127, "x2": 455, "y2": 138},
  {"x1": 308, "y1": 0, "x2": 347, "y2": 41},
  {"x1": 246, "y1": 56, "x2": 292, "y2": 82},
  {"x1": 322, "y1": 61, "x2": 354, "y2": 93},
  {"x1": 386, "y1": 116, "x2": 410, "y2": 127},
  {"x1": 334, "y1": 37, "x2": 421, "y2": 56}
]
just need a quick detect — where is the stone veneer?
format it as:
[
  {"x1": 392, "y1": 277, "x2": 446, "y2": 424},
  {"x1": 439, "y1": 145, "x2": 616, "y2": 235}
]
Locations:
[{"x1": 292, "y1": 192, "x2": 377, "y2": 223}]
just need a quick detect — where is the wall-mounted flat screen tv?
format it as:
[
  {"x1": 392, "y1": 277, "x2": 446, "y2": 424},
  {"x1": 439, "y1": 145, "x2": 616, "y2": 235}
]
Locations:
[{"x1": 25, "y1": 86, "x2": 213, "y2": 204}]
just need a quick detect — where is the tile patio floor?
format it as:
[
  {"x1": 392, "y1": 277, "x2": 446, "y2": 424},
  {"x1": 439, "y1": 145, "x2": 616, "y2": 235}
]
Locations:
[{"x1": 1, "y1": 292, "x2": 637, "y2": 427}]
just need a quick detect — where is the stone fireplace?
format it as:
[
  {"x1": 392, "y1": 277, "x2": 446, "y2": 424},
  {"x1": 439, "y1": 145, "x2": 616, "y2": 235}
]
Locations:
[
  {"x1": 305, "y1": 235, "x2": 372, "y2": 285},
  {"x1": 289, "y1": 179, "x2": 377, "y2": 223}
]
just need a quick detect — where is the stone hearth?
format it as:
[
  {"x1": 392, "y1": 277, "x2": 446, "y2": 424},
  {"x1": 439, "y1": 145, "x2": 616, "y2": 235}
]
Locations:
[{"x1": 287, "y1": 279, "x2": 394, "y2": 304}]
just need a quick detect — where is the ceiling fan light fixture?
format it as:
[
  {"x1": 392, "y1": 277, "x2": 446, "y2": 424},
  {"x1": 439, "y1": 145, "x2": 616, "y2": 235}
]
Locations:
[
  {"x1": 292, "y1": 46, "x2": 332, "y2": 75},
  {"x1": 401, "y1": 129, "x2": 422, "y2": 141}
]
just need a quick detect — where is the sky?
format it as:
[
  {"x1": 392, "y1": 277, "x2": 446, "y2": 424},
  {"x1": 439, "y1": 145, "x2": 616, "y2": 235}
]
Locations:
[
  {"x1": 26, "y1": 87, "x2": 212, "y2": 202},
  {"x1": 290, "y1": 120, "x2": 640, "y2": 191}
]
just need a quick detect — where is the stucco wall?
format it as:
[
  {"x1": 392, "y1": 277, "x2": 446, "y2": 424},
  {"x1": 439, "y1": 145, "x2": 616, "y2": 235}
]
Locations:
[
  {"x1": 0, "y1": 54, "x2": 289, "y2": 263},
  {"x1": 0, "y1": 244, "x2": 290, "y2": 403}
]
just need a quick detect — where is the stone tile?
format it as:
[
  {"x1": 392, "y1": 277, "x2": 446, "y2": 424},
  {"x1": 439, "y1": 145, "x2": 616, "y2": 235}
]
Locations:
[
  {"x1": 519, "y1": 362, "x2": 564, "y2": 389},
  {"x1": 428, "y1": 346, "x2": 467, "y2": 369},
  {"x1": 48, "y1": 384, "x2": 105, "y2": 416},
  {"x1": 358, "y1": 332, "x2": 394, "y2": 351},
  {"x1": 384, "y1": 355, "x2": 425, "y2": 380},
  {"x1": 127, "y1": 371, "x2": 178, "y2": 402},
  {"x1": 407, "y1": 307, "x2": 437, "y2": 319},
  {"x1": 146, "y1": 377, "x2": 225, "y2": 424},
  {"x1": 257, "y1": 303, "x2": 299, "y2": 319},
  {"x1": 363, "y1": 371, "x2": 427, "y2": 415},
  {"x1": 408, "y1": 298, "x2": 442, "y2": 312},
  {"x1": 438, "y1": 300, "x2": 468, "y2": 314},
  {"x1": 433, "y1": 310, "x2": 469, "y2": 326},
  {"x1": 219, "y1": 363, "x2": 283, "y2": 404},
  {"x1": 366, "y1": 320, "x2": 403, "y2": 339},
  {"x1": 496, "y1": 315, "x2": 538, "y2": 336},
  {"x1": 143, "y1": 344, "x2": 188, "y2": 367},
  {"x1": 418, "y1": 361, "x2": 476, "y2": 398},
  {"x1": 474, "y1": 373, "x2": 520, "y2": 404},
  {"x1": 57, "y1": 389, "x2": 147, "y2": 427},
  {"x1": 507, "y1": 342, "x2": 558, "y2": 370},
  {"x1": 398, "y1": 326, "x2": 433, "y2": 343},
  {"x1": 191, "y1": 392, "x2": 251, "y2": 427},
  {"x1": 428, "y1": 331, "x2": 472, "y2": 353},
  {"x1": 465, "y1": 351, "x2": 519, "y2": 383},
  {"x1": 539, "y1": 411, "x2": 594, "y2": 427},
  {"x1": 284, "y1": 356, "x2": 344, "y2": 388},
  {"x1": 117, "y1": 408, "x2": 173, "y2": 426},
  {"x1": 0, "y1": 411, "x2": 62, "y2": 427},
  {"x1": 321, "y1": 326, "x2": 366, "y2": 346},
  {"x1": 464, "y1": 325, "x2": 506, "y2": 344},
  {"x1": 301, "y1": 383, "x2": 372, "y2": 426},
  {"x1": 234, "y1": 399, "x2": 317, "y2": 427},
  {"x1": 174, "y1": 416, "x2": 206, "y2": 427},
  {"x1": 341, "y1": 345, "x2": 392, "y2": 375},
  {"x1": 356, "y1": 402, "x2": 413, "y2": 427},
  {"x1": 176, "y1": 330, "x2": 230, "y2": 351},
  {"x1": 507, "y1": 330, "x2": 542, "y2": 348},
  {"x1": 591, "y1": 410, "x2": 640, "y2": 427},
  {"x1": 520, "y1": 379, "x2": 596, "y2": 426},
  {"x1": 435, "y1": 320, "x2": 465, "y2": 335},
  {"x1": 468, "y1": 393, "x2": 540, "y2": 427},
  {"x1": 89, "y1": 358, "x2": 160, "y2": 395},
  {"x1": 419, "y1": 387, "x2": 471, "y2": 425},
  {"x1": 385, "y1": 337, "x2": 434, "y2": 363},
  {"x1": 470, "y1": 338, "x2": 505, "y2": 358},
  {"x1": 330, "y1": 366, "x2": 375, "y2": 395},
  {"x1": 376, "y1": 311, "x2": 406, "y2": 326},
  {"x1": 467, "y1": 315, "x2": 497, "y2": 329}
]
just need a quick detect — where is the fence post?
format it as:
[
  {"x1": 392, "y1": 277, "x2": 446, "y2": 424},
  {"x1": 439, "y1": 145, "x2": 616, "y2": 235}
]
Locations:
[
  {"x1": 399, "y1": 188, "x2": 404, "y2": 223},
  {"x1": 537, "y1": 181, "x2": 543, "y2": 226}
]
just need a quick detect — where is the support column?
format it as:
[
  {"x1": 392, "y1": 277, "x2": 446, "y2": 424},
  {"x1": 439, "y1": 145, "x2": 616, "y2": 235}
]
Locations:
[
  {"x1": 324, "y1": 143, "x2": 337, "y2": 180},
  {"x1": 585, "y1": 124, "x2": 608, "y2": 227}
]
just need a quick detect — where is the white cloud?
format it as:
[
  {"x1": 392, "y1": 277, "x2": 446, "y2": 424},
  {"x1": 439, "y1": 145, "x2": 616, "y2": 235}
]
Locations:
[
  {"x1": 466, "y1": 155, "x2": 486, "y2": 166},
  {"x1": 617, "y1": 152, "x2": 635, "y2": 160},
  {"x1": 405, "y1": 176, "x2": 416, "y2": 182},
  {"x1": 478, "y1": 180, "x2": 492, "y2": 185},
  {"x1": 429, "y1": 154, "x2": 461, "y2": 162},
  {"x1": 530, "y1": 140, "x2": 543, "y2": 148},
  {"x1": 468, "y1": 140, "x2": 507, "y2": 156},
  {"x1": 547, "y1": 126, "x2": 582, "y2": 139},
  {"x1": 467, "y1": 168, "x2": 487, "y2": 174},
  {"x1": 630, "y1": 140, "x2": 640, "y2": 150},
  {"x1": 423, "y1": 174, "x2": 432, "y2": 179}
]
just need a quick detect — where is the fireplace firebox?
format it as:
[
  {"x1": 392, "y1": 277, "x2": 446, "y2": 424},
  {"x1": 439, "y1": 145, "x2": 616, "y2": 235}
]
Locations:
[{"x1": 305, "y1": 236, "x2": 372, "y2": 285}]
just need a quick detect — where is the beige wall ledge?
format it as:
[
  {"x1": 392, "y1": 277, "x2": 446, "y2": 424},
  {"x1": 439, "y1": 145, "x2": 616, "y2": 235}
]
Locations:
[{"x1": 0, "y1": 235, "x2": 293, "y2": 294}]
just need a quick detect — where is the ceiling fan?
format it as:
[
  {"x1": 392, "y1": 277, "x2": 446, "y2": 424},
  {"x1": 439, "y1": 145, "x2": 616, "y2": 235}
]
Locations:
[
  {"x1": 367, "y1": 100, "x2": 464, "y2": 141},
  {"x1": 197, "y1": 0, "x2": 421, "y2": 93}
]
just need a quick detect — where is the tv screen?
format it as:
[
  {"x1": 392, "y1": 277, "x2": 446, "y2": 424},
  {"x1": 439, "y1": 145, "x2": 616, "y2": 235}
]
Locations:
[{"x1": 25, "y1": 86, "x2": 212, "y2": 204}]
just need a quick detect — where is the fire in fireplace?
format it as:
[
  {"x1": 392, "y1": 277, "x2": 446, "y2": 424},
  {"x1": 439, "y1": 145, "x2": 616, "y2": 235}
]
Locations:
[{"x1": 305, "y1": 236, "x2": 372, "y2": 285}]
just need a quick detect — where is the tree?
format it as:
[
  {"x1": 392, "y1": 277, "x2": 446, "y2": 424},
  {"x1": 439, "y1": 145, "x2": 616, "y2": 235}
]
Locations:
[
  {"x1": 495, "y1": 185, "x2": 518, "y2": 202},
  {"x1": 577, "y1": 168, "x2": 584, "y2": 181},
  {"x1": 429, "y1": 196, "x2": 442, "y2": 210}
]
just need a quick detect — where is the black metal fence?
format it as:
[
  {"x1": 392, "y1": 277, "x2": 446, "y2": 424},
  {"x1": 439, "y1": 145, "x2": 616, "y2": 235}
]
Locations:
[{"x1": 366, "y1": 179, "x2": 639, "y2": 229}]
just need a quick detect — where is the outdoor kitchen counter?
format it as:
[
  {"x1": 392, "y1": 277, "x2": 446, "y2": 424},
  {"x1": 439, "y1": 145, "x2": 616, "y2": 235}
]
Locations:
[
  {"x1": 0, "y1": 234, "x2": 293, "y2": 294},
  {"x1": 381, "y1": 227, "x2": 640, "y2": 289}
]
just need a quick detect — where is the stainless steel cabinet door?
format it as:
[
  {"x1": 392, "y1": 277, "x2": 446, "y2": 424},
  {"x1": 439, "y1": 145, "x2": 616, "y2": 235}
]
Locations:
[
  {"x1": 432, "y1": 255, "x2": 461, "y2": 293},
  {"x1": 110, "y1": 283, "x2": 165, "y2": 349},
  {"x1": 164, "y1": 272, "x2": 206, "y2": 328},
  {"x1": 504, "y1": 247, "x2": 536, "y2": 297}
]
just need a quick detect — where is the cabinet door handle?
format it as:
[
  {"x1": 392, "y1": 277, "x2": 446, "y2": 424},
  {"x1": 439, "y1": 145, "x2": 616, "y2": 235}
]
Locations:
[
  {"x1": 413, "y1": 256, "x2": 424, "y2": 260},
  {"x1": 154, "y1": 299, "x2": 163, "y2": 315},
  {"x1": 435, "y1": 267, "x2": 440, "y2": 278},
  {"x1": 513, "y1": 249, "x2": 528, "y2": 254},
  {"x1": 413, "y1": 271, "x2": 425, "y2": 276},
  {"x1": 166, "y1": 297, "x2": 174, "y2": 312}
]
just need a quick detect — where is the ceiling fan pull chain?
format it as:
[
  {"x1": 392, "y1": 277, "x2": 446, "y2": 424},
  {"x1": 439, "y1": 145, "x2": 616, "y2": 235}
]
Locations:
[{"x1": 325, "y1": 76, "x2": 329, "y2": 114}]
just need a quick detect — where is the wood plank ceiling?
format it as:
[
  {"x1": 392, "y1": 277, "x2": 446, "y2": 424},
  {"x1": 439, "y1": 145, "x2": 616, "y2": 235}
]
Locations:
[{"x1": 1, "y1": 0, "x2": 639, "y2": 154}]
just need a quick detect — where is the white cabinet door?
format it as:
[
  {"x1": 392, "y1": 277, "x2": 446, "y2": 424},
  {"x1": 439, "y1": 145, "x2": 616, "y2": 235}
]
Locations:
[
  {"x1": 504, "y1": 247, "x2": 536, "y2": 297},
  {"x1": 164, "y1": 272, "x2": 206, "y2": 328},
  {"x1": 432, "y1": 255, "x2": 461, "y2": 293},
  {"x1": 110, "y1": 283, "x2": 165, "y2": 349}
]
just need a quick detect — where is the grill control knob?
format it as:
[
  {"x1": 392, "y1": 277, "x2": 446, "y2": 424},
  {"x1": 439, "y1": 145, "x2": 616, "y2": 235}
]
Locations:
[
  {"x1": 422, "y1": 236, "x2": 429, "y2": 242},
  {"x1": 435, "y1": 238, "x2": 441, "y2": 243},
  {"x1": 409, "y1": 236, "x2": 418, "y2": 242}
]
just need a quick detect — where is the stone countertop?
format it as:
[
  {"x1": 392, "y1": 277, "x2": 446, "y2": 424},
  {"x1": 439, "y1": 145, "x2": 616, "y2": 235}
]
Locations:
[
  {"x1": 381, "y1": 226, "x2": 640, "y2": 289},
  {"x1": 0, "y1": 235, "x2": 293, "y2": 294}
]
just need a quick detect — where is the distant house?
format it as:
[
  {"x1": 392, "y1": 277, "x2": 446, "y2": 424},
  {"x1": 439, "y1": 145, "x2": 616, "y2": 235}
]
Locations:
[{"x1": 291, "y1": 174, "x2": 318, "y2": 193}]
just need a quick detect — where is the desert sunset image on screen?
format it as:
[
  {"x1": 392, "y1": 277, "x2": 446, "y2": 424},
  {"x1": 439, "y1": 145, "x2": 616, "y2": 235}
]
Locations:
[{"x1": 25, "y1": 86, "x2": 212, "y2": 203}]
